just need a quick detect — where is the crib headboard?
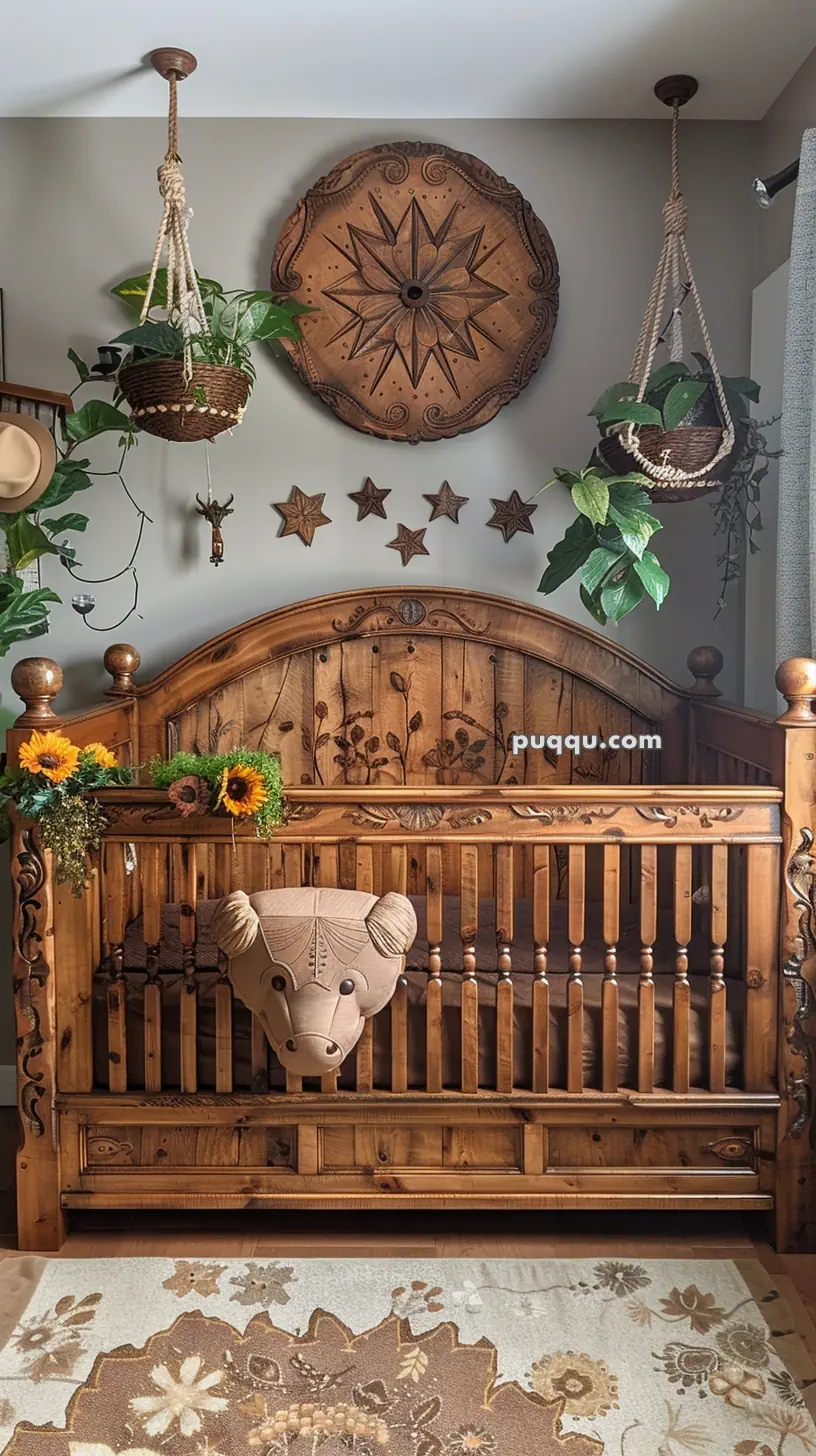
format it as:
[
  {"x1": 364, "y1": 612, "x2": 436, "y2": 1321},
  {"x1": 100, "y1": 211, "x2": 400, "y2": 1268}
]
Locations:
[{"x1": 106, "y1": 588, "x2": 695, "y2": 786}]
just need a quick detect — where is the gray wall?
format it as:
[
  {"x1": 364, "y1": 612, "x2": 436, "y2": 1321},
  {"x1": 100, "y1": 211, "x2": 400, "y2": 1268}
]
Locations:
[
  {"x1": 0, "y1": 115, "x2": 762, "y2": 1063},
  {"x1": 757, "y1": 47, "x2": 816, "y2": 284}
]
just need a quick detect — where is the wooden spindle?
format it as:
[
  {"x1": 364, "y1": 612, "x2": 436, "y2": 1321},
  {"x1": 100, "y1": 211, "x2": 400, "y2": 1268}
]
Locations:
[
  {"x1": 709, "y1": 843, "x2": 728, "y2": 1092},
  {"x1": 495, "y1": 844, "x2": 514, "y2": 1093},
  {"x1": 214, "y1": 843, "x2": 233, "y2": 899},
  {"x1": 54, "y1": 879, "x2": 94, "y2": 1093},
  {"x1": 460, "y1": 844, "x2": 479, "y2": 1094},
  {"x1": 317, "y1": 842, "x2": 340, "y2": 1092},
  {"x1": 426, "y1": 844, "x2": 443, "y2": 1093},
  {"x1": 387, "y1": 846, "x2": 409, "y2": 1094},
  {"x1": 567, "y1": 844, "x2": 585, "y2": 1093},
  {"x1": 602, "y1": 843, "x2": 620, "y2": 1093},
  {"x1": 140, "y1": 842, "x2": 164, "y2": 1093},
  {"x1": 673, "y1": 844, "x2": 692, "y2": 1092},
  {"x1": 744, "y1": 842, "x2": 779, "y2": 1091},
  {"x1": 638, "y1": 845, "x2": 657, "y2": 1092},
  {"x1": 283, "y1": 842, "x2": 303, "y2": 1093},
  {"x1": 355, "y1": 846, "x2": 375, "y2": 1092},
  {"x1": 532, "y1": 844, "x2": 550, "y2": 1093},
  {"x1": 179, "y1": 842, "x2": 198, "y2": 1094},
  {"x1": 103, "y1": 842, "x2": 128, "y2": 1093}
]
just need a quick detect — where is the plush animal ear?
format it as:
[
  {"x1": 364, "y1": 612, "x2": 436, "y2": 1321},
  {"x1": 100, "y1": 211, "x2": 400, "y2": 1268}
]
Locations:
[
  {"x1": 211, "y1": 889, "x2": 261, "y2": 958},
  {"x1": 365, "y1": 891, "x2": 417, "y2": 957}
]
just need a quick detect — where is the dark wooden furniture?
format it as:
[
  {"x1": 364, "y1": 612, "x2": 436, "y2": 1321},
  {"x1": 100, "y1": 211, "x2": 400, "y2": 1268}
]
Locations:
[{"x1": 6, "y1": 587, "x2": 816, "y2": 1251}]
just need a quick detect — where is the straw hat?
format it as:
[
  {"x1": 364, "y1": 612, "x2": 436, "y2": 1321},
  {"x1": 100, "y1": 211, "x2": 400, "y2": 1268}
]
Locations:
[{"x1": 0, "y1": 412, "x2": 57, "y2": 513}]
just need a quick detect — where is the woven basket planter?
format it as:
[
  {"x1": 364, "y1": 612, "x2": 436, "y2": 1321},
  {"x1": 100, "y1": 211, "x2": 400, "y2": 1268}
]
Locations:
[
  {"x1": 119, "y1": 360, "x2": 250, "y2": 442},
  {"x1": 599, "y1": 425, "x2": 736, "y2": 504}
]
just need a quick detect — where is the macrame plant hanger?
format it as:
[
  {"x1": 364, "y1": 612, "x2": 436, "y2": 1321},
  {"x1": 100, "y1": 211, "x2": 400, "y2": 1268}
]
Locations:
[
  {"x1": 118, "y1": 48, "x2": 250, "y2": 442},
  {"x1": 614, "y1": 75, "x2": 735, "y2": 491}
]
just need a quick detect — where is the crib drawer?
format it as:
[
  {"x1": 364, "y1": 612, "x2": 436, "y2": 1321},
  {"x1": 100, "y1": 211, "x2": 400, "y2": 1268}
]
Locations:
[{"x1": 547, "y1": 1126, "x2": 757, "y2": 1171}]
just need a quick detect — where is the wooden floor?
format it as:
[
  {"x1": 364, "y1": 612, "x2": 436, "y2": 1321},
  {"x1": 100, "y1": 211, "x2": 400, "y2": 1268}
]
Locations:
[{"x1": 1, "y1": 1109, "x2": 815, "y2": 1360}]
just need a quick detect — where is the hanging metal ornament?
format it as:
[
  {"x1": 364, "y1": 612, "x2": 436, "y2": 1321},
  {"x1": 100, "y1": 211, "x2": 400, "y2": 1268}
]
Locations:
[{"x1": 195, "y1": 441, "x2": 233, "y2": 565}]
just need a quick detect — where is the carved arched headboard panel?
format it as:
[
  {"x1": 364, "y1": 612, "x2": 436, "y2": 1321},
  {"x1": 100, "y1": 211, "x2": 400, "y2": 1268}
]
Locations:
[{"x1": 134, "y1": 589, "x2": 690, "y2": 786}]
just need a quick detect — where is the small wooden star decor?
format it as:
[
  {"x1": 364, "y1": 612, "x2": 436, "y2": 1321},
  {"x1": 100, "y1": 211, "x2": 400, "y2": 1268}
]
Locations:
[
  {"x1": 273, "y1": 486, "x2": 331, "y2": 546},
  {"x1": 349, "y1": 476, "x2": 390, "y2": 520},
  {"x1": 387, "y1": 523, "x2": 430, "y2": 567},
  {"x1": 424, "y1": 480, "x2": 469, "y2": 523},
  {"x1": 486, "y1": 489, "x2": 538, "y2": 542}
]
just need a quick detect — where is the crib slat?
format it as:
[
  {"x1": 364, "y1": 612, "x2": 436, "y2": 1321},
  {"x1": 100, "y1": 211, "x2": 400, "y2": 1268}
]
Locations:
[
  {"x1": 139, "y1": 842, "x2": 163, "y2": 1093},
  {"x1": 745, "y1": 842, "x2": 779, "y2": 1090},
  {"x1": 215, "y1": 969, "x2": 233, "y2": 1094},
  {"x1": 103, "y1": 842, "x2": 129, "y2": 1093},
  {"x1": 316, "y1": 843, "x2": 340, "y2": 1091},
  {"x1": 460, "y1": 844, "x2": 479, "y2": 1094},
  {"x1": 532, "y1": 845, "x2": 550, "y2": 1093},
  {"x1": 673, "y1": 844, "x2": 693, "y2": 1092},
  {"x1": 355, "y1": 846, "x2": 375, "y2": 1092},
  {"x1": 495, "y1": 845, "x2": 514, "y2": 1093},
  {"x1": 602, "y1": 844, "x2": 620, "y2": 1093},
  {"x1": 283, "y1": 843, "x2": 304, "y2": 1093},
  {"x1": 214, "y1": 843, "x2": 233, "y2": 898},
  {"x1": 638, "y1": 845, "x2": 657, "y2": 1092},
  {"x1": 54, "y1": 879, "x2": 94, "y2": 1093},
  {"x1": 179, "y1": 843, "x2": 198, "y2": 1094},
  {"x1": 426, "y1": 844, "x2": 444, "y2": 1093},
  {"x1": 709, "y1": 843, "x2": 728, "y2": 1093},
  {"x1": 567, "y1": 844, "x2": 585, "y2": 1093},
  {"x1": 385, "y1": 846, "x2": 409, "y2": 1093}
]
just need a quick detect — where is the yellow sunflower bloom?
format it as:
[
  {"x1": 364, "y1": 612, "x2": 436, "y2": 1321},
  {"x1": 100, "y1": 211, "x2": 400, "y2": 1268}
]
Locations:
[
  {"x1": 82, "y1": 742, "x2": 117, "y2": 770},
  {"x1": 18, "y1": 730, "x2": 80, "y2": 784},
  {"x1": 217, "y1": 763, "x2": 268, "y2": 817}
]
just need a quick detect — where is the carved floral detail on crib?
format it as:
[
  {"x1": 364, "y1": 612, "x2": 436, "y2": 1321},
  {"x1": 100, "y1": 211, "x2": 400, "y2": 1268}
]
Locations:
[
  {"x1": 509, "y1": 804, "x2": 621, "y2": 826},
  {"x1": 13, "y1": 828, "x2": 49, "y2": 1139},
  {"x1": 782, "y1": 827, "x2": 816, "y2": 1142},
  {"x1": 343, "y1": 803, "x2": 494, "y2": 830},
  {"x1": 331, "y1": 595, "x2": 490, "y2": 636},
  {"x1": 635, "y1": 805, "x2": 745, "y2": 830}
]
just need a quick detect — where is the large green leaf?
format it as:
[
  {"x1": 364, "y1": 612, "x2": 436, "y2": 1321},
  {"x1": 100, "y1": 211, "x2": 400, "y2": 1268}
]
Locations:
[
  {"x1": 601, "y1": 566, "x2": 646, "y2": 620},
  {"x1": 607, "y1": 502, "x2": 661, "y2": 559},
  {"x1": 5, "y1": 517, "x2": 60, "y2": 570},
  {"x1": 112, "y1": 269, "x2": 223, "y2": 313},
  {"x1": 722, "y1": 375, "x2": 760, "y2": 404},
  {"x1": 633, "y1": 550, "x2": 671, "y2": 608},
  {"x1": 646, "y1": 362, "x2": 689, "y2": 393},
  {"x1": 36, "y1": 460, "x2": 94, "y2": 511},
  {"x1": 113, "y1": 320, "x2": 184, "y2": 356},
  {"x1": 607, "y1": 478, "x2": 652, "y2": 513},
  {"x1": 64, "y1": 400, "x2": 131, "y2": 444},
  {"x1": 538, "y1": 515, "x2": 595, "y2": 594},
  {"x1": 579, "y1": 583, "x2": 608, "y2": 624},
  {"x1": 571, "y1": 473, "x2": 609, "y2": 526},
  {"x1": 661, "y1": 379, "x2": 709, "y2": 431},
  {"x1": 581, "y1": 544, "x2": 627, "y2": 596},
  {"x1": 234, "y1": 300, "x2": 302, "y2": 344},
  {"x1": 588, "y1": 382, "x2": 636, "y2": 419},
  {"x1": 0, "y1": 579, "x2": 61, "y2": 658},
  {"x1": 67, "y1": 347, "x2": 90, "y2": 383},
  {"x1": 598, "y1": 401, "x2": 663, "y2": 428},
  {"x1": 42, "y1": 512, "x2": 89, "y2": 535}
]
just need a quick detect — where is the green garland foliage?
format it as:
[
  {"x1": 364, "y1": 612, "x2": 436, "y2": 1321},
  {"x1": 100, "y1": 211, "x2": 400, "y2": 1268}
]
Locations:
[{"x1": 146, "y1": 747, "x2": 283, "y2": 836}]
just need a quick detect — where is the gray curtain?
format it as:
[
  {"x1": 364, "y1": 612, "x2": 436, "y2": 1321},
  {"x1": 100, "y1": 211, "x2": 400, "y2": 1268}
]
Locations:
[{"x1": 777, "y1": 129, "x2": 816, "y2": 666}]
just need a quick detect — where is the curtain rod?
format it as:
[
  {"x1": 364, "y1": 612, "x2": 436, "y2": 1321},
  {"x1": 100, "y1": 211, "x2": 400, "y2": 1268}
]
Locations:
[{"x1": 753, "y1": 157, "x2": 800, "y2": 208}]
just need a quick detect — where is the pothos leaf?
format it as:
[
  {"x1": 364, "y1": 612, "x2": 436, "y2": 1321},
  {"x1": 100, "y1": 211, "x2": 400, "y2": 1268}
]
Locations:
[
  {"x1": 571, "y1": 473, "x2": 609, "y2": 526},
  {"x1": 537, "y1": 514, "x2": 595, "y2": 594},
  {"x1": 600, "y1": 565, "x2": 645, "y2": 620}
]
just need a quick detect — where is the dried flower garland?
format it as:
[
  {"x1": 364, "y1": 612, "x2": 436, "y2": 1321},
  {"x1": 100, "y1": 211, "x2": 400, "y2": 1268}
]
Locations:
[{"x1": 1, "y1": 737, "x2": 283, "y2": 892}]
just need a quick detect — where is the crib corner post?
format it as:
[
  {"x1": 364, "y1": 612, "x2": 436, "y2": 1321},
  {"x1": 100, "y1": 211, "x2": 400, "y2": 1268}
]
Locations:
[
  {"x1": 772, "y1": 658, "x2": 816, "y2": 1253},
  {"x1": 9, "y1": 811, "x2": 67, "y2": 1251}
]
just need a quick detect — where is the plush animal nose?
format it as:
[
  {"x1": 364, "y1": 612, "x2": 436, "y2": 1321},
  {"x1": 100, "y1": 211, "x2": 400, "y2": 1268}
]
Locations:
[{"x1": 279, "y1": 1034, "x2": 344, "y2": 1076}]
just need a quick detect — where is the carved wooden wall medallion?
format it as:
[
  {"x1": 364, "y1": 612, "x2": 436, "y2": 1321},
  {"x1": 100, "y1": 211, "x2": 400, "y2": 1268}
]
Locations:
[{"x1": 270, "y1": 141, "x2": 559, "y2": 443}]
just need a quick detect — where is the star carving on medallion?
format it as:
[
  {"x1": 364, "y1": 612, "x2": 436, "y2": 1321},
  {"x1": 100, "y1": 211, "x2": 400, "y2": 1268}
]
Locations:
[
  {"x1": 349, "y1": 476, "x2": 391, "y2": 520},
  {"x1": 323, "y1": 194, "x2": 508, "y2": 397},
  {"x1": 486, "y1": 489, "x2": 538, "y2": 542},
  {"x1": 273, "y1": 486, "x2": 332, "y2": 546},
  {"x1": 423, "y1": 480, "x2": 469, "y2": 523},
  {"x1": 386, "y1": 523, "x2": 430, "y2": 567}
]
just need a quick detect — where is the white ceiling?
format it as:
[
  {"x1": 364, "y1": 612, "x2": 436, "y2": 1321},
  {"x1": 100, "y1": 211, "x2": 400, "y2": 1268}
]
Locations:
[{"x1": 2, "y1": 0, "x2": 815, "y2": 120}]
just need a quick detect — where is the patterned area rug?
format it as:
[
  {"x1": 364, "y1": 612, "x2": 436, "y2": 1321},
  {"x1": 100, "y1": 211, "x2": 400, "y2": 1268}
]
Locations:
[{"x1": 0, "y1": 1257, "x2": 814, "y2": 1454}]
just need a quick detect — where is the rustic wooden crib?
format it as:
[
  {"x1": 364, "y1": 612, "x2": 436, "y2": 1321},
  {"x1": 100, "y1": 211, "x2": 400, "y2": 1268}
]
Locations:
[{"x1": 6, "y1": 587, "x2": 816, "y2": 1252}]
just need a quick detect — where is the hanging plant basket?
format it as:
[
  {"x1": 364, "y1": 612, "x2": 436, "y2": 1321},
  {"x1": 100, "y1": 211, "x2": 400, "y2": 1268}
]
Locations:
[
  {"x1": 600, "y1": 76, "x2": 737, "y2": 504},
  {"x1": 119, "y1": 359, "x2": 249, "y2": 442}
]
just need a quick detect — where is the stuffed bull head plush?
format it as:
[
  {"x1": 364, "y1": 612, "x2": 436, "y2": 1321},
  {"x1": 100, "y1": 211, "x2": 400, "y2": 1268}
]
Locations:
[{"x1": 211, "y1": 886, "x2": 417, "y2": 1076}]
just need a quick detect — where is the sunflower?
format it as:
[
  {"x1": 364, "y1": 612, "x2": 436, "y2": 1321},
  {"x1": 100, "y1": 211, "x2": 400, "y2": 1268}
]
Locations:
[
  {"x1": 81, "y1": 741, "x2": 117, "y2": 770},
  {"x1": 18, "y1": 730, "x2": 79, "y2": 784},
  {"x1": 217, "y1": 763, "x2": 268, "y2": 817}
]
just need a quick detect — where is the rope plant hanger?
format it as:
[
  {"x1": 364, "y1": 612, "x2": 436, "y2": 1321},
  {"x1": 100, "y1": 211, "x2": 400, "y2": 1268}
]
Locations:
[
  {"x1": 599, "y1": 75, "x2": 737, "y2": 503},
  {"x1": 118, "y1": 48, "x2": 250, "y2": 442}
]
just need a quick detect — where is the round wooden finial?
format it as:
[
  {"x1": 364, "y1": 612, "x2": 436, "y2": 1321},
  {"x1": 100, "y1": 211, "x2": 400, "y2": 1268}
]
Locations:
[
  {"x1": 104, "y1": 644, "x2": 141, "y2": 697},
  {"x1": 655, "y1": 75, "x2": 699, "y2": 108},
  {"x1": 775, "y1": 657, "x2": 816, "y2": 723},
  {"x1": 687, "y1": 645, "x2": 724, "y2": 697},
  {"x1": 11, "y1": 657, "x2": 63, "y2": 727},
  {"x1": 149, "y1": 48, "x2": 198, "y2": 81}
]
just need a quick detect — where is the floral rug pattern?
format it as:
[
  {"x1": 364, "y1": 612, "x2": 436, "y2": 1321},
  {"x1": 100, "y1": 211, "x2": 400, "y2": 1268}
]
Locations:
[{"x1": 0, "y1": 1258, "x2": 813, "y2": 1455}]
